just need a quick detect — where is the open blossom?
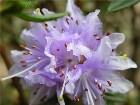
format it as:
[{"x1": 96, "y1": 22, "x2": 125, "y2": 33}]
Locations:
[{"x1": 2, "y1": 0, "x2": 137, "y2": 105}]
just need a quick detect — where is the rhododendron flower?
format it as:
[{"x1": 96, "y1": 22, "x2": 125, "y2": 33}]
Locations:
[{"x1": 2, "y1": 0, "x2": 137, "y2": 105}]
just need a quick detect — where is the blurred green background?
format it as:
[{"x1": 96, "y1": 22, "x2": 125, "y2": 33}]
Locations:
[{"x1": 0, "y1": 0, "x2": 140, "y2": 105}]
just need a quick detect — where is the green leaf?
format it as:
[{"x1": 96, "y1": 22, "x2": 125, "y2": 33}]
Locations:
[
  {"x1": 108, "y1": 0, "x2": 140, "y2": 12},
  {"x1": 104, "y1": 92, "x2": 127, "y2": 102},
  {"x1": 0, "y1": 0, "x2": 38, "y2": 15},
  {"x1": 15, "y1": 12, "x2": 68, "y2": 22}
]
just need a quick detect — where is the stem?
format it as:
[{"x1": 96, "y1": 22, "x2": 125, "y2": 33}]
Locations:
[{"x1": 57, "y1": 87, "x2": 65, "y2": 105}]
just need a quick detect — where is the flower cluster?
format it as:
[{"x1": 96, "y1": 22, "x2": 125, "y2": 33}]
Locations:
[{"x1": 2, "y1": 0, "x2": 137, "y2": 105}]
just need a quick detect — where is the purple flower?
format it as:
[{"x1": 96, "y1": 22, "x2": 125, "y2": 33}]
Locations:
[{"x1": 2, "y1": 0, "x2": 137, "y2": 105}]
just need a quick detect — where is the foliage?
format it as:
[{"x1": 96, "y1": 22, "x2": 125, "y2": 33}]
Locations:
[{"x1": 108, "y1": 0, "x2": 140, "y2": 12}]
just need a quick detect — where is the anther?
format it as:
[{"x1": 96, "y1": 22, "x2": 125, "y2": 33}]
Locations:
[
  {"x1": 98, "y1": 83, "x2": 102, "y2": 90},
  {"x1": 93, "y1": 34, "x2": 97, "y2": 37},
  {"x1": 79, "y1": 55, "x2": 86, "y2": 64},
  {"x1": 61, "y1": 28, "x2": 64, "y2": 32},
  {"x1": 68, "y1": 59, "x2": 72, "y2": 63},
  {"x1": 23, "y1": 51, "x2": 29, "y2": 55},
  {"x1": 60, "y1": 73, "x2": 64, "y2": 77},
  {"x1": 74, "y1": 96, "x2": 79, "y2": 102},
  {"x1": 94, "y1": 79, "x2": 98, "y2": 84},
  {"x1": 28, "y1": 51, "x2": 32, "y2": 55},
  {"x1": 32, "y1": 45, "x2": 37, "y2": 49},
  {"x1": 33, "y1": 87, "x2": 40, "y2": 95},
  {"x1": 106, "y1": 32, "x2": 111, "y2": 36},
  {"x1": 64, "y1": 43, "x2": 67, "y2": 48},
  {"x1": 65, "y1": 80, "x2": 69, "y2": 85},
  {"x1": 112, "y1": 49, "x2": 115, "y2": 52},
  {"x1": 56, "y1": 49, "x2": 60, "y2": 51},
  {"x1": 84, "y1": 88, "x2": 88, "y2": 92},
  {"x1": 96, "y1": 36, "x2": 101, "y2": 40},
  {"x1": 20, "y1": 60, "x2": 26, "y2": 64},
  {"x1": 32, "y1": 69, "x2": 36, "y2": 72},
  {"x1": 66, "y1": 18, "x2": 69, "y2": 24},
  {"x1": 76, "y1": 20, "x2": 79, "y2": 25},
  {"x1": 70, "y1": 16, "x2": 73, "y2": 20},
  {"x1": 22, "y1": 64, "x2": 27, "y2": 68},
  {"x1": 40, "y1": 96, "x2": 47, "y2": 102},
  {"x1": 44, "y1": 23, "x2": 48, "y2": 27},
  {"x1": 107, "y1": 80, "x2": 112, "y2": 86},
  {"x1": 73, "y1": 65, "x2": 77, "y2": 69}
]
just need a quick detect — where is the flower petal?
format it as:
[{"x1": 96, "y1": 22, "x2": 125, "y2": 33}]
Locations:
[
  {"x1": 67, "y1": 42, "x2": 92, "y2": 58},
  {"x1": 106, "y1": 73, "x2": 134, "y2": 93},
  {"x1": 104, "y1": 56, "x2": 137, "y2": 70},
  {"x1": 109, "y1": 33, "x2": 125, "y2": 49},
  {"x1": 95, "y1": 36, "x2": 112, "y2": 60},
  {"x1": 66, "y1": 0, "x2": 84, "y2": 20},
  {"x1": 85, "y1": 10, "x2": 103, "y2": 36},
  {"x1": 11, "y1": 50, "x2": 23, "y2": 63}
]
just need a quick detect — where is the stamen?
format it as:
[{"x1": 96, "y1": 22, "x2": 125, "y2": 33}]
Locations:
[
  {"x1": 32, "y1": 45, "x2": 37, "y2": 49},
  {"x1": 60, "y1": 73, "x2": 64, "y2": 77},
  {"x1": 44, "y1": 23, "x2": 48, "y2": 27},
  {"x1": 79, "y1": 55, "x2": 86, "y2": 64},
  {"x1": 20, "y1": 44, "x2": 26, "y2": 49},
  {"x1": 1, "y1": 59, "x2": 45, "y2": 81},
  {"x1": 32, "y1": 69, "x2": 36, "y2": 72},
  {"x1": 65, "y1": 80, "x2": 69, "y2": 85},
  {"x1": 96, "y1": 36, "x2": 101, "y2": 40},
  {"x1": 66, "y1": 18, "x2": 69, "y2": 24},
  {"x1": 84, "y1": 88, "x2": 88, "y2": 91},
  {"x1": 112, "y1": 49, "x2": 115, "y2": 52},
  {"x1": 74, "y1": 96, "x2": 80, "y2": 102},
  {"x1": 98, "y1": 83, "x2": 102, "y2": 90},
  {"x1": 76, "y1": 20, "x2": 79, "y2": 25},
  {"x1": 40, "y1": 96, "x2": 47, "y2": 102},
  {"x1": 84, "y1": 79, "x2": 95, "y2": 105},
  {"x1": 59, "y1": 68, "x2": 68, "y2": 98},
  {"x1": 67, "y1": 59, "x2": 72, "y2": 63},
  {"x1": 28, "y1": 51, "x2": 33, "y2": 55},
  {"x1": 23, "y1": 51, "x2": 30, "y2": 55},
  {"x1": 64, "y1": 43, "x2": 67, "y2": 48},
  {"x1": 44, "y1": 23, "x2": 49, "y2": 32},
  {"x1": 70, "y1": 16, "x2": 73, "y2": 20},
  {"x1": 106, "y1": 32, "x2": 111, "y2": 36},
  {"x1": 20, "y1": 60, "x2": 26, "y2": 64},
  {"x1": 33, "y1": 89, "x2": 39, "y2": 95},
  {"x1": 61, "y1": 28, "x2": 64, "y2": 32},
  {"x1": 73, "y1": 65, "x2": 77, "y2": 69},
  {"x1": 94, "y1": 79, "x2": 98, "y2": 84},
  {"x1": 56, "y1": 49, "x2": 60, "y2": 51},
  {"x1": 93, "y1": 34, "x2": 97, "y2": 37},
  {"x1": 20, "y1": 45, "x2": 31, "y2": 51},
  {"x1": 107, "y1": 80, "x2": 112, "y2": 86},
  {"x1": 103, "y1": 89, "x2": 106, "y2": 94},
  {"x1": 22, "y1": 64, "x2": 27, "y2": 68}
]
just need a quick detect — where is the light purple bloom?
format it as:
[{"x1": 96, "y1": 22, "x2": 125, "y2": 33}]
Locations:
[{"x1": 2, "y1": 0, "x2": 137, "y2": 105}]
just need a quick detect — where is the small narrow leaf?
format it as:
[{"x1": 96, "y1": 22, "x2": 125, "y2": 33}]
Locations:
[
  {"x1": 15, "y1": 12, "x2": 68, "y2": 22},
  {"x1": 108, "y1": 0, "x2": 140, "y2": 12}
]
